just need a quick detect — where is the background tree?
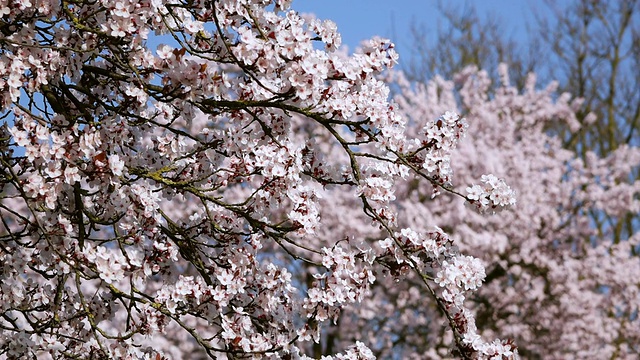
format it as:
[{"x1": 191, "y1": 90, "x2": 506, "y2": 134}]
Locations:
[
  {"x1": 406, "y1": 0, "x2": 640, "y2": 167},
  {"x1": 356, "y1": 0, "x2": 640, "y2": 358},
  {"x1": 403, "y1": 0, "x2": 640, "y2": 291},
  {"x1": 404, "y1": 2, "x2": 538, "y2": 89}
]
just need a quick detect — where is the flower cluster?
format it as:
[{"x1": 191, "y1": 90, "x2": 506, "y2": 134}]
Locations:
[
  {"x1": 436, "y1": 255, "x2": 486, "y2": 305},
  {"x1": 421, "y1": 111, "x2": 469, "y2": 186},
  {"x1": 304, "y1": 244, "x2": 376, "y2": 327},
  {"x1": 466, "y1": 174, "x2": 517, "y2": 213}
]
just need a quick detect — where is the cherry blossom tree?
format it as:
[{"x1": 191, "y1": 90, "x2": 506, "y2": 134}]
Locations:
[
  {"x1": 396, "y1": 1, "x2": 640, "y2": 356},
  {"x1": 0, "y1": 0, "x2": 519, "y2": 359},
  {"x1": 406, "y1": 0, "x2": 640, "y2": 246}
]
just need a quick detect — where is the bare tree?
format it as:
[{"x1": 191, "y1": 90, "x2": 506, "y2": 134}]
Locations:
[{"x1": 403, "y1": 1, "x2": 539, "y2": 89}]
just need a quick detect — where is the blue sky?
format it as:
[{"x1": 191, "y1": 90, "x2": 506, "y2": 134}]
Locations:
[{"x1": 291, "y1": 0, "x2": 545, "y2": 63}]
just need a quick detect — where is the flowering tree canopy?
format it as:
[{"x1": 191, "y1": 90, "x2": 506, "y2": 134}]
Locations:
[
  {"x1": 401, "y1": 3, "x2": 640, "y2": 356},
  {"x1": 0, "y1": 0, "x2": 521, "y2": 359}
]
